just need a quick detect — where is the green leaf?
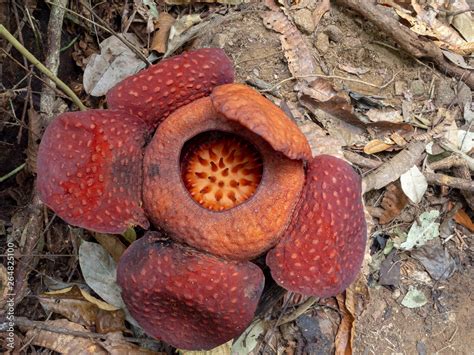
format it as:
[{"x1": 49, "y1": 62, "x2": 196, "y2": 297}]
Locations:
[
  {"x1": 122, "y1": 227, "x2": 137, "y2": 243},
  {"x1": 232, "y1": 320, "x2": 267, "y2": 354},
  {"x1": 401, "y1": 287, "x2": 427, "y2": 308},
  {"x1": 400, "y1": 210, "x2": 440, "y2": 251}
]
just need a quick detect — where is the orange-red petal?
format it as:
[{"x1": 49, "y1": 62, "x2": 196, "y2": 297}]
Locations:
[
  {"x1": 37, "y1": 110, "x2": 149, "y2": 233},
  {"x1": 211, "y1": 84, "x2": 312, "y2": 161},
  {"x1": 267, "y1": 155, "x2": 367, "y2": 297},
  {"x1": 117, "y1": 232, "x2": 264, "y2": 350},
  {"x1": 107, "y1": 48, "x2": 234, "y2": 128}
]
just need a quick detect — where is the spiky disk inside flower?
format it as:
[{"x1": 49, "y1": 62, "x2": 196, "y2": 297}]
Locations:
[
  {"x1": 117, "y1": 232, "x2": 264, "y2": 350},
  {"x1": 107, "y1": 48, "x2": 234, "y2": 128},
  {"x1": 37, "y1": 110, "x2": 150, "y2": 233},
  {"x1": 267, "y1": 155, "x2": 367, "y2": 297},
  {"x1": 182, "y1": 133, "x2": 263, "y2": 211},
  {"x1": 143, "y1": 96, "x2": 305, "y2": 260}
]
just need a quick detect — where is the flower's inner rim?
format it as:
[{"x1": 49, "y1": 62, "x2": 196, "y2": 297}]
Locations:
[{"x1": 181, "y1": 131, "x2": 263, "y2": 211}]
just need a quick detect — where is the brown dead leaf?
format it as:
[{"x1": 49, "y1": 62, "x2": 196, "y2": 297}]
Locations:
[
  {"x1": 40, "y1": 286, "x2": 125, "y2": 333},
  {"x1": 312, "y1": 0, "x2": 330, "y2": 25},
  {"x1": 93, "y1": 233, "x2": 127, "y2": 262},
  {"x1": 379, "y1": 183, "x2": 409, "y2": 224},
  {"x1": 453, "y1": 209, "x2": 474, "y2": 232},
  {"x1": 165, "y1": 0, "x2": 247, "y2": 3},
  {"x1": 335, "y1": 291, "x2": 355, "y2": 355},
  {"x1": 338, "y1": 63, "x2": 370, "y2": 76},
  {"x1": 363, "y1": 139, "x2": 394, "y2": 154},
  {"x1": 0, "y1": 264, "x2": 9, "y2": 310},
  {"x1": 100, "y1": 332, "x2": 160, "y2": 354},
  {"x1": 262, "y1": 10, "x2": 318, "y2": 80},
  {"x1": 151, "y1": 12, "x2": 175, "y2": 53},
  {"x1": 25, "y1": 319, "x2": 108, "y2": 354},
  {"x1": 298, "y1": 78, "x2": 367, "y2": 128},
  {"x1": 362, "y1": 141, "x2": 426, "y2": 193}
]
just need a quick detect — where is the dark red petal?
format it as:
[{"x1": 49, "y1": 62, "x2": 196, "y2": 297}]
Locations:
[
  {"x1": 117, "y1": 232, "x2": 264, "y2": 350},
  {"x1": 37, "y1": 110, "x2": 150, "y2": 234},
  {"x1": 107, "y1": 48, "x2": 234, "y2": 128},
  {"x1": 267, "y1": 155, "x2": 367, "y2": 297}
]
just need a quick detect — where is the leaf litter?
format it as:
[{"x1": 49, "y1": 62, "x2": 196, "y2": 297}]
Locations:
[{"x1": 3, "y1": 0, "x2": 474, "y2": 353}]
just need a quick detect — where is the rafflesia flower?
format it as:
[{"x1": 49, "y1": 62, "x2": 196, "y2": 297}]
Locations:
[{"x1": 37, "y1": 48, "x2": 367, "y2": 350}]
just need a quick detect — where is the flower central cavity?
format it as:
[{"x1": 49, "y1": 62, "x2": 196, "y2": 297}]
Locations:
[{"x1": 182, "y1": 132, "x2": 263, "y2": 211}]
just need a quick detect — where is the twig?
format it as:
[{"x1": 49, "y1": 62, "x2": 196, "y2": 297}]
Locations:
[
  {"x1": 46, "y1": 0, "x2": 151, "y2": 67},
  {"x1": 428, "y1": 155, "x2": 468, "y2": 171},
  {"x1": 0, "y1": 163, "x2": 26, "y2": 183},
  {"x1": 362, "y1": 141, "x2": 426, "y2": 193},
  {"x1": 12, "y1": 317, "x2": 160, "y2": 344},
  {"x1": 0, "y1": 24, "x2": 86, "y2": 111},
  {"x1": 41, "y1": 0, "x2": 69, "y2": 125},
  {"x1": 425, "y1": 172, "x2": 474, "y2": 192},
  {"x1": 262, "y1": 70, "x2": 401, "y2": 92},
  {"x1": 276, "y1": 296, "x2": 317, "y2": 326},
  {"x1": 344, "y1": 151, "x2": 382, "y2": 169}
]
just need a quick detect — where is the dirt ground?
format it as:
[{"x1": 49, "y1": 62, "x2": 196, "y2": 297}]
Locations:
[{"x1": 1, "y1": 1, "x2": 473, "y2": 354}]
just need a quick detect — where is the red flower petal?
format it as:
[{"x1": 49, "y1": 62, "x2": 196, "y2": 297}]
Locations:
[
  {"x1": 37, "y1": 110, "x2": 150, "y2": 233},
  {"x1": 267, "y1": 155, "x2": 367, "y2": 297},
  {"x1": 107, "y1": 48, "x2": 234, "y2": 128},
  {"x1": 117, "y1": 232, "x2": 264, "y2": 350}
]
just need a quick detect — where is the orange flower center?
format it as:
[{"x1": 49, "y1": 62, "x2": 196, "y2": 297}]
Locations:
[{"x1": 182, "y1": 134, "x2": 263, "y2": 211}]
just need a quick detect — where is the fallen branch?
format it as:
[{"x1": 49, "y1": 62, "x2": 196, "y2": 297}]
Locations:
[
  {"x1": 425, "y1": 172, "x2": 474, "y2": 192},
  {"x1": 335, "y1": 0, "x2": 474, "y2": 89},
  {"x1": 362, "y1": 141, "x2": 426, "y2": 193}
]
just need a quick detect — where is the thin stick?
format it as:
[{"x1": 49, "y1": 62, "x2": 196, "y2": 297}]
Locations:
[
  {"x1": 0, "y1": 24, "x2": 86, "y2": 111},
  {"x1": 262, "y1": 70, "x2": 401, "y2": 92},
  {"x1": 0, "y1": 163, "x2": 26, "y2": 183}
]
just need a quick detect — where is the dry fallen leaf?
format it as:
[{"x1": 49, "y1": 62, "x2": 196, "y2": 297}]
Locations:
[
  {"x1": 25, "y1": 319, "x2": 108, "y2": 354},
  {"x1": 379, "y1": 183, "x2": 409, "y2": 224},
  {"x1": 40, "y1": 286, "x2": 125, "y2": 333},
  {"x1": 93, "y1": 233, "x2": 127, "y2": 263},
  {"x1": 261, "y1": 10, "x2": 318, "y2": 80},
  {"x1": 400, "y1": 165, "x2": 428, "y2": 204},
  {"x1": 335, "y1": 290, "x2": 355, "y2": 355},
  {"x1": 151, "y1": 12, "x2": 176, "y2": 53},
  {"x1": 83, "y1": 34, "x2": 146, "y2": 97},
  {"x1": 165, "y1": 0, "x2": 247, "y2": 4},
  {"x1": 363, "y1": 139, "x2": 394, "y2": 154},
  {"x1": 453, "y1": 208, "x2": 474, "y2": 232}
]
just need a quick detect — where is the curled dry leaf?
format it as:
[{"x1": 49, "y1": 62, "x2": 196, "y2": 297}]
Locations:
[
  {"x1": 25, "y1": 319, "x2": 108, "y2": 354},
  {"x1": 39, "y1": 286, "x2": 125, "y2": 333},
  {"x1": 178, "y1": 340, "x2": 232, "y2": 355},
  {"x1": 165, "y1": 0, "x2": 247, "y2": 3},
  {"x1": 83, "y1": 34, "x2": 146, "y2": 97},
  {"x1": 99, "y1": 332, "x2": 160, "y2": 354},
  {"x1": 165, "y1": 14, "x2": 203, "y2": 57},
  {"x1": 400, "y1": 165, "x2": 428, "y2": 204},
  {"x1": 394, "y1": 6, "x2": 472, "y2": 55},
  {"x1": 362, "y1": 141, "x2": 426, "y2": 193},
  {"x1": 151, "y1": 12, "x2": 176, "y2": 54},
  {"x1": 261, "y1": 10, "x2": 318, "y2": 80},
  {"x1": 363, "y1": 139, "x2": 394, "y2": 154},
  {"x1": 93, "y1": 233, "x2": 127, "y2": 263},
  {"x1": 379, "y1": 183, "x2": 409, "y2": 224},
  {"x1": 78, "y1": 241, "x2": 124, "y2": 309},
  {"x1": 335, "y1": 290, "x2": 355, "y2": 355},
  {"x1": 298, "y1": 78, "x2": 367, "y2": 128},
  {"x1": 453, "y1": 209, "x2": 474, "y2": 232}
]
